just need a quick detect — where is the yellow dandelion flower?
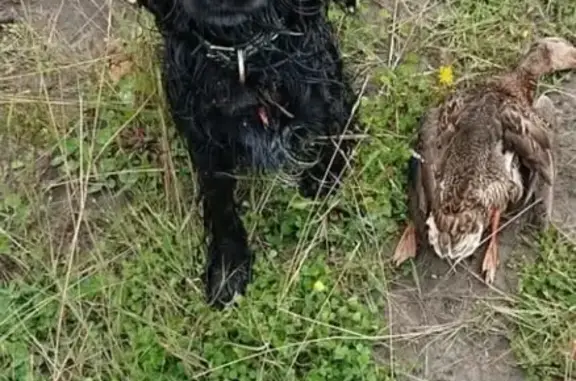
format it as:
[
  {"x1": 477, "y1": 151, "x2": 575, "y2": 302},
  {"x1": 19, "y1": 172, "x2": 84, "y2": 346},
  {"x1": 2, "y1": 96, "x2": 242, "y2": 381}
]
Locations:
[
  {"x1": 438, "y1": 65, "x2": 454, "y2": 86},
  {"x1": 313, "y1": 280, "x2": 326, "y2": 292}
]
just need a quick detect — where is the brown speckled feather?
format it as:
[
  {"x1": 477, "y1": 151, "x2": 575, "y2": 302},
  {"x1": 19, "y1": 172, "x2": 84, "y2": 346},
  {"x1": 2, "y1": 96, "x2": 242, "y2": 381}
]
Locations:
[
  {"x1": 500, "y1": 100, "x2": 554, "y2": 184},
  {"x1": 425, "y1": 87, "x2": 553, "y2": 212}
]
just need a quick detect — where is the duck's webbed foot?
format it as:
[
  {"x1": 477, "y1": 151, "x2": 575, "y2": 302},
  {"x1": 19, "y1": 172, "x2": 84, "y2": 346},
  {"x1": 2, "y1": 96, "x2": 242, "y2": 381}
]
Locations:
[{"x1": 393, "y1": 222, "x2": 417, "y2": 266}]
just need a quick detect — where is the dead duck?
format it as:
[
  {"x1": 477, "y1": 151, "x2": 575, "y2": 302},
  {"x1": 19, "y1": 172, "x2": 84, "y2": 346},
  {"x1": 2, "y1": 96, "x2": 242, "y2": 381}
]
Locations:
[{"x1": 393, "y1": 37, "x2": 576, "y2": 283}]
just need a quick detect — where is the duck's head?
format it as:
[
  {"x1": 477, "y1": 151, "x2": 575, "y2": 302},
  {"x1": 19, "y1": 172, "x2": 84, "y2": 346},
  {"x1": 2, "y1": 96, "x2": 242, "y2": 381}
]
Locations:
[
  {"x1": 519, "y1": 37, "x2": 576, "y2": 76},
  {"x1": 425, "y1": 208, "x2": 487, "y2": 261}
]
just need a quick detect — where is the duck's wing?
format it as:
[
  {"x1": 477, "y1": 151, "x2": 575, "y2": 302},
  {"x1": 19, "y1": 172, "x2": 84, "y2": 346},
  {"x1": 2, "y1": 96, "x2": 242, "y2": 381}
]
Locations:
[
  {"x1": 409, "y1": 89, "x2": 482, "y2": 224},
  {"x1": 412, "y1": 106, "x2": 446, "y2": 215},
  {"x1": 530, "y1": 95, "x2": 557, "y2": 228},
  {"x1": 404, "y1": 108, "x2": 438, "y2": 245},
  {"x1": 500, "y1": 99, "x2": 555, "y2": 185}
]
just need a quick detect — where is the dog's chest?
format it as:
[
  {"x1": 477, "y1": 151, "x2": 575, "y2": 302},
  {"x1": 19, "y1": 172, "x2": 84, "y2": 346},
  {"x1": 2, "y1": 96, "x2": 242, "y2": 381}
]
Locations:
[
  {"x1": 207, "y1": 76, "x2": 295, "y2": 127},
  {"x1": 198, "y1": 75, "x2": 312, "y2": 170}
]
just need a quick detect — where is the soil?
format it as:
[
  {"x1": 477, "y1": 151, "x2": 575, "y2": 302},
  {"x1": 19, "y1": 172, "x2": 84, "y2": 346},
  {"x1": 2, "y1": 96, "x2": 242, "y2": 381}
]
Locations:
[
  {"x1": 0, "y1": 0, "x2": 136, "y2": 268},
  {"x1": 1, "y1": 1, "x2": 576, "y2": 380},
  {"x1": 1, "y1": 0, "x2": 127, "y2": 55}
]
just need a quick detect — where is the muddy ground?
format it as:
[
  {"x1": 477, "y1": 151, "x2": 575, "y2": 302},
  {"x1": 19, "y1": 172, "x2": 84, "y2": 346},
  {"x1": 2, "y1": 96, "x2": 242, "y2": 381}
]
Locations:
[{"x1": 1, "y1": 0, "x2": 575, "y2": 380}]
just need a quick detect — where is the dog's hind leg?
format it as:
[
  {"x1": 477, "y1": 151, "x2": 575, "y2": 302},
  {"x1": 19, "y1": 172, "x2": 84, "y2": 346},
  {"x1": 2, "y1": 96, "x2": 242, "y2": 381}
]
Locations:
[
  {"x1": 193, "y1": 149, "x2": 253, "y2": 308},
  {"x1": 298, "y1": 138, "x2": 352, "y2": 199}
]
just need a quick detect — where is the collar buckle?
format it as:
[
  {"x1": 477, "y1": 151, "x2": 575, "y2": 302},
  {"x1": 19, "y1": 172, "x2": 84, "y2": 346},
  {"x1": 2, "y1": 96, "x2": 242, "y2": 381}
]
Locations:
[{"x1": 199, "y1": 30, "x2": 281, "y2": 83}]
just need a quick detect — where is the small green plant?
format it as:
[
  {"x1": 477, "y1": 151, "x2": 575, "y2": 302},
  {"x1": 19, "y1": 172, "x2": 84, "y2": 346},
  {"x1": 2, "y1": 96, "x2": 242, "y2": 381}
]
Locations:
[
  {"x1": 199, "y1": 255, "x2": 387, "y2": 381},
  {"x1": 0, "y1": 224, "x2": 389, "y2": 380},
  {"x1": 48, "y1": 77, "x2": 168, "y2": 195},
  {"x1": 511, "y1": 230, "x2": 576, "y2": 381}
]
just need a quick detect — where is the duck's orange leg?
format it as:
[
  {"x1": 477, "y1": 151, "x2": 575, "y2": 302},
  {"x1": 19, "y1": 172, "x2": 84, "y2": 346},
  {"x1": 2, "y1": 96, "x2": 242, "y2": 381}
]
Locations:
[
  {"x1": 392, "y1": 222, "x2": 417, "y2": 266},
  {"x1": 482, "y1": 208, "x2": 501, "y2": 284}
]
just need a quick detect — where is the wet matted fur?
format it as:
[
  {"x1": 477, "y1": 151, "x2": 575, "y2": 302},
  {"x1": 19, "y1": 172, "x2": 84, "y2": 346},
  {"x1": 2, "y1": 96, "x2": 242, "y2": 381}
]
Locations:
[{"x1": 137, "y1": 0, "x2": 360, "y2": 308}]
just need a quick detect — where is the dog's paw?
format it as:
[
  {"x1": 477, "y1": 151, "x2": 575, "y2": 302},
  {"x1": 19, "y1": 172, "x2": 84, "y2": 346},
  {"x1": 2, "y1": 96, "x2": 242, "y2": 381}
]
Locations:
[{"x1": 204, "y1": 242, "x2": 253, "y2": 309}]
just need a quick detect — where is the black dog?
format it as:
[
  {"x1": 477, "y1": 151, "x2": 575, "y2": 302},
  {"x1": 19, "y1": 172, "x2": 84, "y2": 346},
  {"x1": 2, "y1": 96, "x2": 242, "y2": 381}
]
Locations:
[{"x1": 136, "y1": 0, "x2": 359, "y2": 308}]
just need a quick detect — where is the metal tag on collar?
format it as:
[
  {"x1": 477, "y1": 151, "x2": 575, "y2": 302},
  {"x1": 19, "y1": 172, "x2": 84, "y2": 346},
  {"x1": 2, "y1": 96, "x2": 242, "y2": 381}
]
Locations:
[{"x1": 237, "y1": 49, "x2": 246, "y2": 84}]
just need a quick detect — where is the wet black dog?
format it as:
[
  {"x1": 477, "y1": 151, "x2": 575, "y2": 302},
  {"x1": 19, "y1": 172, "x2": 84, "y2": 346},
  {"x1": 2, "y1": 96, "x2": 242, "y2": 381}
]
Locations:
[{"x1": 136, "y1": 0, "x2": 359, "y2": 308}]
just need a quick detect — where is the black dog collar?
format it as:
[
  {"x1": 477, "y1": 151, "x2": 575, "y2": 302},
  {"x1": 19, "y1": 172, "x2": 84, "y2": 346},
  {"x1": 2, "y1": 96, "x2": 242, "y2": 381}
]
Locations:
[{"x1": 196, "y1": 29, "x2": 281, "y2": 84}]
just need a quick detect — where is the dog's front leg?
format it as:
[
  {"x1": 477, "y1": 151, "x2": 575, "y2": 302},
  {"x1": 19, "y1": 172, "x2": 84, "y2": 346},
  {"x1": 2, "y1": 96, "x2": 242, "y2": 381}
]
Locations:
[{"x1": 195, "y1": 154, "x2": 253, "y2": 308}]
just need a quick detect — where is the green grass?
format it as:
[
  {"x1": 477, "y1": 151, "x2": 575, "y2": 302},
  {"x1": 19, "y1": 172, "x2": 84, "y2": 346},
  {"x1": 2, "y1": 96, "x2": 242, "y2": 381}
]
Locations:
[
  {"x1": 1, "y1": 0, "x2": 576, "y2": 379},
  {"x1": 509, "y1": 230, "x2": 576, "y2": 381}
]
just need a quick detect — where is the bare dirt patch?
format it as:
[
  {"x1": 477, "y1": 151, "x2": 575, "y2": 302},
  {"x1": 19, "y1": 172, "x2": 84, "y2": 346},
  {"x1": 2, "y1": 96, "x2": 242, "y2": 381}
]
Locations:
[
  {"x1": 1, "y1": 0, "x2": 132, "y2": 56},
  {"x1": 549, "y1": 77, "x2": 576, "y2": 240},
  {"x1": 0, "y1": 0, "x2": 136, "y2": 96},
  {"x1": 0, "y1": 0, "x2": 137, "y2": 266}
]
